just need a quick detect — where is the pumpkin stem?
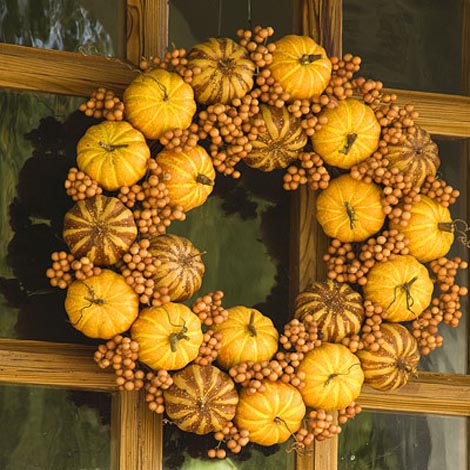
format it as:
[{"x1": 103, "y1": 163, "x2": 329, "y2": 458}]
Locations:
[
  {"x1": 344, "y1": 202, "x2": 356, "y2": 229},
  {"x1": 148, "y1": 75, "x2": 169, "y2": 100},
  {"x1": 323, "y1": 363, "x2": 360, "y2": 387},
  {"x1": 395, "y1": 357, "x2": 415, "y2": 374},
  {"x1": 247, "y1": 311, "x2": 257, "y2": 337},
  {"x1": 387, "y1": 276, "x2": 418, "y2": 315},
  {"x1": 299, "y1": 53, "x2": 323, "y2": 65},
  {"x1": 98, "y1": 141, "x2": 129, "y2": 152},
  {"x1": 452, "y1": 219, "x2": 470, "y2": 248},
  {"x1": 339, "y1": 133, "x2": 358, "y2": 155},
  {"x1": 169, "y1": 323, "x2": 190, "y2": 352},
  {"x1": 196, "y1": 174, "x2": 215, "y2": 186}
]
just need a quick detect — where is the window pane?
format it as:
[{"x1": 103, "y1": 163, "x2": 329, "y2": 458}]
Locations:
[
  {"x1": 338, "y1": 410, "x2": 468, "y2": 470},
  {"x1": 0, "y1": 0, "x2": 125, "y2": 57},
  {"x1": 342, "y1": 0, "x2": 464, "y2": 94},
  {"x1": 0, "y1": 384, "x2": 111, "y2": 470}
]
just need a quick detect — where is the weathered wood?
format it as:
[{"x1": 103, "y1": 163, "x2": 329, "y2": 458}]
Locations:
[{"x1": 0, "y1": 339, "x2": 115, "y2": 391}]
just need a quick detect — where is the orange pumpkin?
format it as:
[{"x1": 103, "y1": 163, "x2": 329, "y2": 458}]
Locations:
[
  {"x1": 268, "y1": 35, "x2": 332, "y2": 100},
  {"x1": 390, "y1": 195, "x2": 454, "y2": 263},
  {"x1": 363, "y1": 255, "x2": 434, "y2": 322},
  {"x1": 243, "y1": 104, "x2": 307, "y2": 171},
  {"x1": 214, "y1": 306, "x2": 279, "y2": 370},
  {"x1": 235, "y1": 381, "x2": 306, "y2": 446},
  {"x1": 187, "y1": 37, "x2": 255, "y2": 104},
  {"x1": 76, "y1": 120, "x2": 150, "y2": 191},
  {"x1": 64, "y1": 269, "x2": 139, "y2": 339},
  {"x1": 296, "y1": 342, "x2": 364, "y2": 410},
  {"x1": 123, "y1": 68, "x2": 197, "y2": 140},
  {"x1": 357, "y1": 322, "x2": 420, "y2": 391},
  {"x1": 315, "y1": 174, "x2": 386, "y2": 242},
  {"x1": 156, "y1": 145, "x2": 216, "y2": 212},
  {"x1": 131, "y1": 302, "x2": 203, "y2": 371},
  {"x1": 311, "y1": 98, "x2": 381, "y2": 169},
  {"x1": 164, "y1": 364, "x2": 239, "y2": 434}
]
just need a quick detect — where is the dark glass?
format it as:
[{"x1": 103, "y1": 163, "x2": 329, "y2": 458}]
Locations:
[{"x1": 0, "y1": 384, "x2": 111, "y2": 470}]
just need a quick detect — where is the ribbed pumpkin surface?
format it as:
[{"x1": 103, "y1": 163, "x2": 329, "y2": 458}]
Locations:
[
  {"x1": 63, "y1": 194, "x2": 137, "y2": 266},
  {"x1": 294, "y1": 280, "x2": 364, "y2": 342},
  {"x1": 131, "y1": 303, "x2": 203, "y2": 371},
  {"x1": 268, "y1": 34, "x2": 332, "y2": 100},
  {"x1": 64, "y1": 269, "x2": 139, "y2": 339},
  {"x1": 316, "y1": 174, "x2": 385, "y2": 242},
  {"x1": 386, "y1": 126, "x2": 440, "y2": 187},
  {"x1": 235, "y1": 382, "x2": 306, "y2": 446},
  {"x1": 76, "y1": 120, "x2": 150, "y2": 191},
  {"x1": 357, "y1": 322, "x2": 420, "y2": 391},
  {"x1": 214, "y1": 306, "x2": 279, "y2": 370},
  {"x1": 296, "y1": 343, "x2": 364, "y2": 410},
  {"x1": 187, "y1": 37, "x2": 255, "y2": 104},
  {"x1": 390, "y1": 195, "x2": 454, "y2": 262},
  {"x1": 164, "y1": 364, "x2": 239, "y2": 435},
  {"x1": 243, "y1": 105, "x2": 307, "y2": 171},
  {"x1": 156, "y1": 145, "x2": 216, "y2": 212},
  {"x1": 123, "y1": 68, "x2": 197, "y2": 140},
  {"x1": 148, "y1": 233, "x2": 205, "y2": 302},
  {"x1": 311, "y1": 98, "x2": 381, "y2": 169},
  {"x1": 363, "y1": 255, "x2": 433, "y2": 322}
]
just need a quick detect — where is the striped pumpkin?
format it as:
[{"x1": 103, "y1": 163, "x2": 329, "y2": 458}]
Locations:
[
  {"x1": 316, "y1": 174, "x2": 386, "y2": 242},
  {"x1": 164, "y1": 364, "x2": 239, "y2": 435},
  {"x1": 243, "y1": 105, "x2": 308, "y2": 171},
  {"x1": 148, "y1": 233, "x2": 205, "y2": 302},
  {"x1": 294, "y1": 280, "x2": 364, "y2": 342},
  {"x1": 296, "y1": 342, "x2": 364, "y2": 410},
  {"x1": 390, "y1": 195, "x2": 454, "y2": 263},
  {"x1": 187, "y1": 37, "x2": 255, "y2": 104},
  {"x1": 76, "y1": 120, "x2": 150, "y2": 191},
  {"x1": 267, "y1": 34, "x2": 332, "y2": 100},
  {"x1": 311, "y1": 98, "x2": 381, "y2": 169},
  {"x1": 357, "y1": 322, "x2": 420, "y2": 391},
  {"x1": 235, "y1": 382, "x2": 306, "y2": 446},
  {"x1": 214, "y1": 306, "x2": 279, "y2": 370},
  {"x1": 64, "y1": 269, "x2": 139, "y2": 339},
  {"x1": 156, "y1": 145, "x2": 216, "y2": 212},
  {"x1": 363, "y1": 255, "x2": 434, "y2": 322},
  {"x1": 123, "y1": 68, "x2": 197, "y2": 140},
  {"x1": 131, "y1": 302, "x2": 203, "y2": 371},
  {"x1": 63, "y1": 194, "x2": 137, "y2": 266},
  {"x1": 386, "y1": 126, "x2": 440, "y2": 187}
]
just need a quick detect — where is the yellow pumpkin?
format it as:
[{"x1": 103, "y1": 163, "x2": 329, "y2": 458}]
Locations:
[
  {"x1": 296, "y1": 342, "x2": 364, "y2": 410},
  {"x1": 131, "y1": 302, "x2": 203, "y2": 371},
  {"x1": 390, "y1": 195, "x2": 454, "y2": 263},
  {"x1": 123, "y1": 68, "x2": 197, "y2": 140},
  {"x1": 243, "y1": 104, "x2": 308, "y2": 171},
  {"x1": 164, "y1": 364, "x2": 239, "y2": 434},
  {"x1": 187, "y1": 37, "x2": 255, "y2": 104},
  {"x1": 311, "y1": 98, "x2": 381, "y2": 169},
  {"x1": 268, "y1": 34, "x2": 332, "y2": 100},
  {"x1": 357, "y1": 322, "x2": 420, "y2": 391},
  {"x1": 235, "y1": 381, "x2": 306, "y2": 446},
  {"x1": 76, "y1": 120, "x2": 150, "y2": 191},
  {"x1": 156, "y1": 145, "x2": 216, "y2": 212},
  {"x1": 363, "y1": 255, "x2": 434, "y2": 322},
  {"x1": 214, "y1": 306, "x2": 279, "y2": 370},
  {"x1": 316, "y1": 174, "x2": 386, "y2": 242},
  {"x1": 64, "y1": 269, "x2": 139, "y2": 339}
]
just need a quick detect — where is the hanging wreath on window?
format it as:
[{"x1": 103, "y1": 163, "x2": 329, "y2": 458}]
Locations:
[{"x1": 45, "y1": 25, "x2": 469, "y2": 459}]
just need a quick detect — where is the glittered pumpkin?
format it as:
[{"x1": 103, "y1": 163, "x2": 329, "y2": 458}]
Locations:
[
  {"x1": 311, "y1": 98, "x2": 381, "y2": 169},
  {"x1": 76, "y1": 120, "x2": 150, "y2": 191}
]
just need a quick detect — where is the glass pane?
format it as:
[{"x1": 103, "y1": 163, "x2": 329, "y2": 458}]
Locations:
[
  {"x1": 342, "y1": 0, "x2": 464, "y2": 94},
  {"x1": 338, "y1": 410, "x2": 468, "y2": 470},
  {"x1": 0, "y1": 384, "x2": 111, "y2": 470},
  {"x1": 0, "y1": 89, "x2": 96, "y2": 343},
  {"x1": 0, "y1": 0, "x2": 125, "y2": 57}
]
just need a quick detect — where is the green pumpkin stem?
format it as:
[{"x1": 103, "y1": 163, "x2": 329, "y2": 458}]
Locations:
[
  {"x1": 196, "y1": 174, "x2": 215, "y2": 186},
  {"x1": 169, "y1": 324, "x2": 190, "y2": 352},
  {"x1": 99, "y1": 141, "x2": 129, "y2": 152},
  {"x1": 344, "y1": 202, "x2": 356, "y2": 229},
  {"x1": 437, "y1": 222, "x2": 454, "y2": 233},
  {"x1": 299, "y1": 53, "x2": 323, "y2": 65},
  {"x1": 323, "y1": 363, "x2": 360, "y2": 387},
  {"x1": 339, "y1": 133, "x2": 358, "y2": 155},
  {"x1": 247, "y1": 311, "x2": 257, "y2": 337}
]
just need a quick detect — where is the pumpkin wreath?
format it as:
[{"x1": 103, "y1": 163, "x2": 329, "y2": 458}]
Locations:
[{"x1": 45, "y1": 25, "x2": 469, "y2": 459}]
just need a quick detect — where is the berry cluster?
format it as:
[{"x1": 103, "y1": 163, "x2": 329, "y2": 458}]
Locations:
[
  {"x1": 144, "y1": 369, "x2": 174, "y2": 414},
  {"x1": 64, "y1": 167, "x2": 103, "y2": 201},
  {"x1": 78, "y1": 87, "x2": 125, "y2": 121},
  {"x1": 46, "y1": 251, "x2": 101, "y2": 288},
  {"x1": 282, "y1": 151, "x2": 330, "y2": 191},
  {"x1": 208, "y1": 422, "x2": 250, "y2": 459}
]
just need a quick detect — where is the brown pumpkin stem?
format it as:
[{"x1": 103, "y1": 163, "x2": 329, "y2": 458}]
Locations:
[
  {"x1": 452, "y1": 219, "x2": 470, "y2": 248},
  {"x1": 72, "y1": 280, "x2": 106, "y2": 326},
  {"x1": 323, "y1": 363, "x2": 360, "y2": 387},
  {"x1": 169, "y1": 324, "x2": 190, "y2": 352},
  {"x1": 247, "y1": 311, "x2": 257, "y2": 337},
  {"x1": 387, "y1": 276, "x2": 418, "y2": 314},
  {"x1": 395, "y1": 358, "x2": 415, "y2": 374},
  {"x1": 148, "y1": 75, "x2": 169, "y2": 100},
  {"x1": 196, "y1": 174, "x2": 215, "y2": 186},
  {"x1": 299, "y1": 53, "x2": 323, "y2": 65},
  {"x1": 98, "y1": 141, "x2": 129, "y2": 152},
  {"x1": 344, "y1": 202, "x2": 356, "y2": 229},
  {"x1": 339, "y1": 133, "x2": 358, "y2": 155}
]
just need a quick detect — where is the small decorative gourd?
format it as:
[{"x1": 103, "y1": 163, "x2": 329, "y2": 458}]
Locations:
[
  {"x1": 164, "y1": 364, "x2": 239, "y2": 435},
  {"x1": 131, "y1": 302, "x2": 203, "y2": 371},
  {"x1": 64, "y1": 269, "x2": 139, "y2": 339}
]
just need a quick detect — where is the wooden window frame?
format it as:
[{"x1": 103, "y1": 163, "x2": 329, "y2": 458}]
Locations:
[{"x1": 0, "y1": 1, "x2": 469, "y2": 469}]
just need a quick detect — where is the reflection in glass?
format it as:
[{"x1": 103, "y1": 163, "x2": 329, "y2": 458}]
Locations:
[
  {"x1": 0, "y1": 384, "x2": 111, "y2": 470},
  {"x1": 339, "y1": 410, "x2": 467, "y2": 470}
]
